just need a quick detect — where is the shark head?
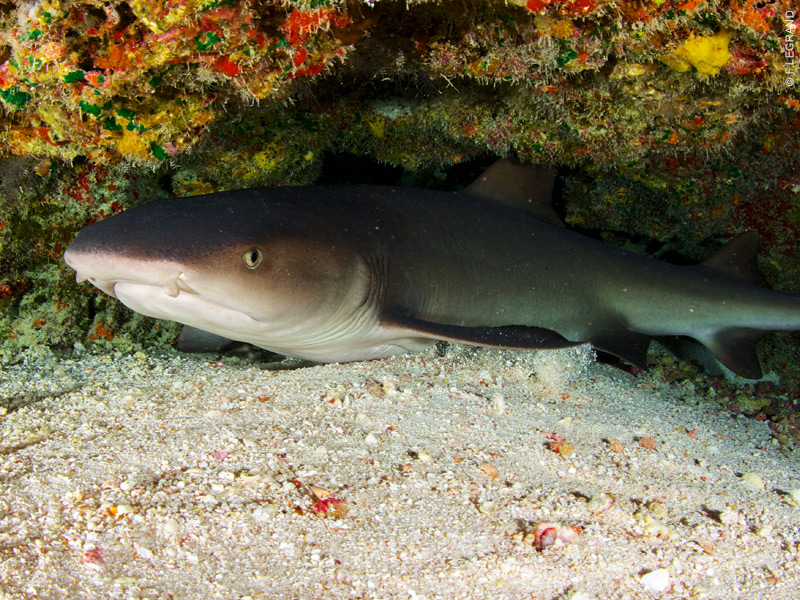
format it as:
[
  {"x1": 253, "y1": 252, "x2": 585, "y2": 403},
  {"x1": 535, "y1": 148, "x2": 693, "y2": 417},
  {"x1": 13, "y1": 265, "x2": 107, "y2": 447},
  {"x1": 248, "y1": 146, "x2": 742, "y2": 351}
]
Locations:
[{"x1": 64, "y1": 190, "x2": 380, "y2": 359}]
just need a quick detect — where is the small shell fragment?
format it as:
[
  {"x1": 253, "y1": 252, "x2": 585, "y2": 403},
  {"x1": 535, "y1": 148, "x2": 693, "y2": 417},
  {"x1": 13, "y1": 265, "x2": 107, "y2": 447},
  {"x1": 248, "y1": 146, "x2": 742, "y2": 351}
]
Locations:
[
  {"x1": 638, "y1": 436, "x2": 657, "y2": 450},
  {"x1": 478, "y1": 462, "x2": 499, "y2": 480},
  {"x1": 417, "y1": 451, "x2": 433, "y2": 463},
  {"x1": 608, "y1": 438, "x2": 624, "y2": 453},
  {"x1": 528, "y1": 521, "x2": 581, "y2": 550},
  {"x1": 640, "y1": 568, "x2": 670, "y2": 593},
  {"x1": 741, "y1": 472, "x2": 765, "y2": 491},
  {"x1": 308, "y1": 485, "x2": 332, "y2": 500},
  {"x1": 312, "y1": 497, "x2": 349, "y2": 518},
  {"x1": 586, "y1": 493, "x2": 615, "y2": 513},
  {"x1": 549, "y1": 441, "x2": 575, "y2": 456},
  {"x1": 116, "y1": 504, "x2": 134, "y2": 515},
  {"x1": 164, "y1": 518, "x2": 181, "y2": 535},
  {"x1": 642, "y1": 516, "x2": 672, "y2": 540}
]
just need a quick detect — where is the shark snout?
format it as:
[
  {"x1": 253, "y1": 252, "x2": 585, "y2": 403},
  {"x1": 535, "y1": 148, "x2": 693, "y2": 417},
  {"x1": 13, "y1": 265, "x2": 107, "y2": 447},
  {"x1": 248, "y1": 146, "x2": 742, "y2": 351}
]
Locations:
[
  {"x1": 64, "y1": 244, "x2": 194, "y2": 299},
  {"x1": 64, "y1": 245, "x2": 118, "y2": 297},
  {"x1": 63, "y1": 245, "x2": 89, "y2": 283}
]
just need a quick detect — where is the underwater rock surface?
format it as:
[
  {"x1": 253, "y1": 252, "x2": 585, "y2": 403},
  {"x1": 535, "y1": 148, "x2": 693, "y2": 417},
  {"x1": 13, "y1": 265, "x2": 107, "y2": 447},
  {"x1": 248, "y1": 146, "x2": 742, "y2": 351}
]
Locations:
[{"x1": 0, "y1": 1, "x2": 796, "y2": 166}]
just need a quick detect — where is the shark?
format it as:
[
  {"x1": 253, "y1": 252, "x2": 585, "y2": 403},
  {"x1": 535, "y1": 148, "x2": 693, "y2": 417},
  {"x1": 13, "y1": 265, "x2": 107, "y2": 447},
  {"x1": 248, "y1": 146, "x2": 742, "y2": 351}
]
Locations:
[{"x1": 64, "y1": 159, "x2": 800, "y2": 378}]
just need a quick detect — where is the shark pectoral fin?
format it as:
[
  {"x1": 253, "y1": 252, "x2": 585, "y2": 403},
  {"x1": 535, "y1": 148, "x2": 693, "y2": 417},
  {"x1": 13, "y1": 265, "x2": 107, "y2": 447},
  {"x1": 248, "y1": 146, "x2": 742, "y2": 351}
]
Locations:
[
  {"x1": 698, "y1": 328, "x2": 766, "y2": 379},
  {"x1": 383, "y1": 311, "x2": 580, "y2": 350},
  {"x1": 587, "y1": 331, "x2": 651, "y2": 368}
]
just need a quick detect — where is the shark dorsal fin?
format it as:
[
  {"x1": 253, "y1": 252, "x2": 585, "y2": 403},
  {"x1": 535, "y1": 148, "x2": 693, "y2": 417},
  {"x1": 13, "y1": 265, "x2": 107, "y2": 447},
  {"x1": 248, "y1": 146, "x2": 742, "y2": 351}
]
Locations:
[
  {"x1": 464, "y1": 158, "x2": 564, "y2": 226},
  {"x1": 699, "y1": 231, "x2": 767, "y2": 287}
]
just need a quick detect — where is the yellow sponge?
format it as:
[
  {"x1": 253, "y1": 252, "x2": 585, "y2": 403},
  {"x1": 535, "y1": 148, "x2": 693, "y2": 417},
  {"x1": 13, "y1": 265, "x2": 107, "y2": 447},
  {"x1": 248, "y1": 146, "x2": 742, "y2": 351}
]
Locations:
[{"x1": 661, "y1": 30, "x2": 732, "y2": 77}]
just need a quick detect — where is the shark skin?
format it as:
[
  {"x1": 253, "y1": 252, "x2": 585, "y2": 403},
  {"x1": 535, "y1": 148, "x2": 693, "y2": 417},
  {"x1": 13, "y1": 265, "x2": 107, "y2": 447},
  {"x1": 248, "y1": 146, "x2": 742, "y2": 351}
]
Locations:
[{"x1": 64, "y1": 160, "x2": 800, "y2": 378}]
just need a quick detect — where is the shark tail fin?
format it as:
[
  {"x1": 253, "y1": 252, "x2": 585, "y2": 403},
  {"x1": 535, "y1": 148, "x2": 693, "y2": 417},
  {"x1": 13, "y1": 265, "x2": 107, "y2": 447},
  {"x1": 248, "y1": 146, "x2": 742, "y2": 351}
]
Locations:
[
  {"x1": 699, "y1": 328, "x2": 766, "y2": 379},
  {"x1": 699, "y1": 231, "x2": 767, "y2": 287}
]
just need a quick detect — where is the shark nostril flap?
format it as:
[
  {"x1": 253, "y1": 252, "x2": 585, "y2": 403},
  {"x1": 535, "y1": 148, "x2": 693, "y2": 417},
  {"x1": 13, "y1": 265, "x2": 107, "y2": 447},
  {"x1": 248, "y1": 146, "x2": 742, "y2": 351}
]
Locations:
[{"x1": 163, "y1": 280, "x2": 180, "y2": 298}]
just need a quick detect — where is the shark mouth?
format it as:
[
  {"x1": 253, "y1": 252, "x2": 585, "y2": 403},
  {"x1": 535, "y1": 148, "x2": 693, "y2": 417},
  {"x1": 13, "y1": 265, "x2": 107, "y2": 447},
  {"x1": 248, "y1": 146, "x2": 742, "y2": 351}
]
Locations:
[
  {"x1": 112, "y1": 279, "x2": 261, "y2": 335},
  {"x1": 64, "y1": 246, "x2": 200, "y2": 301},
  {"x1": 76, "y1": 271, "x2": 198, "y2": 301}
]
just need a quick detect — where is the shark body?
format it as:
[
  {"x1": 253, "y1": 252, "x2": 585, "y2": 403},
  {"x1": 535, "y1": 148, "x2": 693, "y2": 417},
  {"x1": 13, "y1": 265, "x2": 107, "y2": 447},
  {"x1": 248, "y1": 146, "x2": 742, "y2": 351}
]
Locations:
[{"x1": 64, "y1": 160, "x2": 800, "y2": 378}]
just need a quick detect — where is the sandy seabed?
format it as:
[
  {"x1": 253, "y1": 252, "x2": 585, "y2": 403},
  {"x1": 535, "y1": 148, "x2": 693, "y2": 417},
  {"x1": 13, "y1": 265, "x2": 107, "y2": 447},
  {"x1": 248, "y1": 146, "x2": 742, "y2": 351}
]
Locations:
[{"x1": 1, "y1": 344, "x2": 799, "y2": 600}]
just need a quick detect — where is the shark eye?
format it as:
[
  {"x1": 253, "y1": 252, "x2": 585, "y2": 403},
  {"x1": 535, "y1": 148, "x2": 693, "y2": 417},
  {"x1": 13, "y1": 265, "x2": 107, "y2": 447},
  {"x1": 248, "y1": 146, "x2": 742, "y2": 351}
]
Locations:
[{"x1": 242, "y1": 248, "x2": 263, "y2": 269}]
